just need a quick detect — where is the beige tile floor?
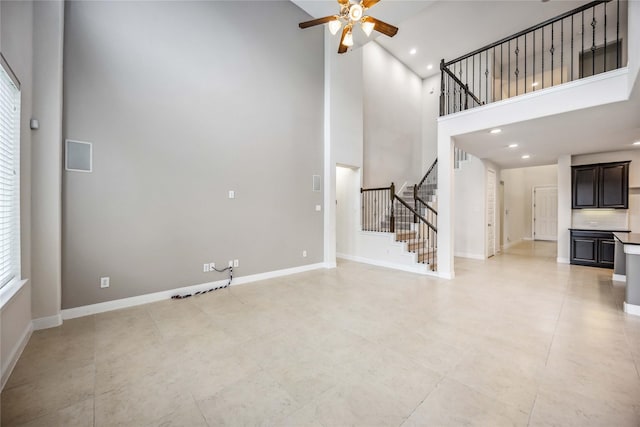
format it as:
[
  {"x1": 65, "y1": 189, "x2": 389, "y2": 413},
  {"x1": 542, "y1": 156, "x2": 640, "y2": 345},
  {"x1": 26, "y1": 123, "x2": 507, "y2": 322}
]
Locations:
[{"x1": 2, "y1": 241, "x2": 640, "y2": 426}]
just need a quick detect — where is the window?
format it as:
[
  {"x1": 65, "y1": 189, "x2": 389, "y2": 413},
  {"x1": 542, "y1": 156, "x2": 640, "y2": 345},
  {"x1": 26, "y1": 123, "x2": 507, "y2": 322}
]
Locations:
[{"x1": 0, "y1": 54, "x2": 21, "y2": 289}]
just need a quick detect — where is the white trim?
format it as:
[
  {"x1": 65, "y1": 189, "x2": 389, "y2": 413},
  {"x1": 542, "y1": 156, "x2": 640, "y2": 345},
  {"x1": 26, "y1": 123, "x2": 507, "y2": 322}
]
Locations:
[
  {"x1": 62, "y1": 263, "x2": 326, "y2": 320},
  {"x1": 324, "y1": 262, "x2": 337, "y2": 269},
  {"x1": 557, "y1": 257, "x2": 570, "y2": 264},
  {"x1": 454, "y1": 252, "x2": 486, "y2": 260},
  {"x1": 1, "y1": 320, "x2": 32, "y2": 391},
  {"x1": 522, "y1": 237, "x2": 534, "y2": 241},
  {"x1": 439, "y1": 271, "x2": 455, "y2": 280},
  {"x1": 624, "y1": 302, "x2": 640, "y2": 316},
  {"x1": 32, "y1": 314, "x2": 62, "y2": 330},
  {"x1": 336, "y1": 253, "x2": 437, "y2": 277},
  {"x1": 612, "y1": 273, "x2": 627, "y2": 282},
  {"x1": 0, "y1": 278, "x2": 28, "y2": 310}
]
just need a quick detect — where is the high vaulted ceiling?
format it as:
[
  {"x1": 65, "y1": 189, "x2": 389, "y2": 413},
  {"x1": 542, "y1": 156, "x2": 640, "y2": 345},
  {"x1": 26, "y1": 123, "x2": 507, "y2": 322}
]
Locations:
[
  {"x1": 292, "y1": 0, "x2": 639, "y2": 169},
  {"x1": 292, "y1": 0, "x2": 585, "y2": 78}
]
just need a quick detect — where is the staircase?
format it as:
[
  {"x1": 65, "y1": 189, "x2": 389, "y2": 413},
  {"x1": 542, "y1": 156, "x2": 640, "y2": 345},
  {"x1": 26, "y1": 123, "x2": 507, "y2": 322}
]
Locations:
[{"x1": 360, "y1": 148, "x2": 470, "y2": 272}]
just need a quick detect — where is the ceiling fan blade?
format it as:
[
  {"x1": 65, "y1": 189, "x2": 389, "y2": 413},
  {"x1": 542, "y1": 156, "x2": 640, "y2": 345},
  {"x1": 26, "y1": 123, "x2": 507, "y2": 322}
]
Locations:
[
  {"x1": 363, "y1": 0, "x2": 380, "y2": 8},
  {"x1": 299, "y1": 15, "x2": 337, "y2": 29},
  {"x1": 338, "y1": 27, "x2": 349, "y2": 54},
  {"x1": 368, "y1": 16, "x2": 399, "y2": 37}
]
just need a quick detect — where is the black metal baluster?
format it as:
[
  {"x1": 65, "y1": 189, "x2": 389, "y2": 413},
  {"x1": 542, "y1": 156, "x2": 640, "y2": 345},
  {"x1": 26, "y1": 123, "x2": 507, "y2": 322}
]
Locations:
[
  {"x1": 515, "y1": 38, "x2": 519, "y2": 96},
  {"x1": 485, "y1": 50, "x2": 489, "y2": 104},
  {"x1": 617, "y1": 0, "x2": 620, "y2": 68},
  {"x1": 508, "y1": 40, "x2": 511, "y2": 98},
  {"x1": 472, "y1": 54, "x2": 475, "y2": 99},
  {"x1": 561, "y1": 19, "x2": 564, "y2": 83},
  {"x1": 551, "y1": 22, "x2": 554, "y2": 85},
  {"x1": 604, "y1": 2, "x2": 607, "y2": 72},
  {"x1": 542, "y1": 26, "x2": 545, "y2": 88},
  {"x1": 493, "y1": 47, "x2": 496, "y2": 102},
  {"x1": 533, "y1": 29, "x2": 536, "y2": 91},
  {"x1": 571, "y1": 15, "x2": 574, "y2": 80},
  {"x1": 592, "y1": 6, "x2": 596, "y2": 77},
  {"x1": 525, "y1": 33, "x2": 527, "y2": 93},
  {"x1": 581, "y1": 11, "x2": 584, "y2": 78},
  {"x1": 500, "y1": 45, "x2": 503, "y2": 100}
]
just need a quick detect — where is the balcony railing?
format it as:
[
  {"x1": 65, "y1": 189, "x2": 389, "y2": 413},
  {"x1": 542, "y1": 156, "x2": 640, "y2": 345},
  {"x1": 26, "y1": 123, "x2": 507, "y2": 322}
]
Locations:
[{"x1": 440, "y1": 0, "x2": 626, "y2": 116}]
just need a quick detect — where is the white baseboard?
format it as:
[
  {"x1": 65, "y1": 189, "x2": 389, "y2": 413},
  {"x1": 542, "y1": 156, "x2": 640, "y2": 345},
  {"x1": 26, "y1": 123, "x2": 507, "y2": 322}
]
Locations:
[
  {"x1": 522, "y1": 237, "x2": 534, "y2": 241},
  {"x1": 62, "y1": 262, "x2": 326, "y2": 320},
  {"x1": 612, "y1": 273, "x2": 627, "y2": 282},
  {"x1": 557, "y1": 257, "x2": 570, "y2": 264},
  {"x1": 337, "y1": 253, "x2": 437, "y2": 277},
  {"x1": 324, "y1": 261, "x2": 337, "y2": 269},
  {"x1": 439, "y1": 271, "x2": 455, "y2": 280},
  {"x1": 454, "y1": 252, "x2": 485, "y2": 260},
  {"x1": 1, "y1": 321, "x2": 32, "y2": 391},
  {"x1": 624, "y1": 302, "x2": 640, "y2": 316},
  {"x1": 32, "y1": 313, "x2": 62, "y2": 330}
]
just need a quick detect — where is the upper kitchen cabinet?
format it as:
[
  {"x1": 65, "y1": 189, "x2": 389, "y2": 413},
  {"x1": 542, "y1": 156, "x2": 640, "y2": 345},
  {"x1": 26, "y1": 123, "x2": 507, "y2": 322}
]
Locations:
[{"x1": 572, "y1": 161, "x2": 630, "y2": 209}]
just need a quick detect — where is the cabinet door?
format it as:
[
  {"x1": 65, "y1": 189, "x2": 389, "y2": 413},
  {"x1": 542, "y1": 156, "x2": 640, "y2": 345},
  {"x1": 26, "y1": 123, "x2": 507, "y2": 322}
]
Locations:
[
  {"x1": 572, "y1": 166, "x2": 598, "y2": 208},
  {"x1": 598, "y1": 239, "x2": 615, "y2": 266},
  {"x1": 599, "y1": 163, "x2": 629, "y2": 208},
  {"x1": 571, "y1": 236, "x2": 598, "y2": 264}
]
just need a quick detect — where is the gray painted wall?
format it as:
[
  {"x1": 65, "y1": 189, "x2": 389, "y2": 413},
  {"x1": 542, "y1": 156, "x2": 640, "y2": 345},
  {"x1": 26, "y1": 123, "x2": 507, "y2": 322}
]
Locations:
[{"x1": 62, "y1": 1, "x2": 324, "y2": 308}]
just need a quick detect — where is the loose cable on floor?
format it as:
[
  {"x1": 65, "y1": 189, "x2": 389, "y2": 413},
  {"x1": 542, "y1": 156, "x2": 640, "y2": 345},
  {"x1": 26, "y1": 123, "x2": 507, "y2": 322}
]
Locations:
[{"x1": 171, "y1": 266, "x2": 233, "y2": 299}]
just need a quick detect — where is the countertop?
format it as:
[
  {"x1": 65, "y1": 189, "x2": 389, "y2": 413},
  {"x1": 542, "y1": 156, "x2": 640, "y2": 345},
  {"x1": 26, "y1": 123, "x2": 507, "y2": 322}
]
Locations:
[
  {"x1": 613, "y1": 232, "x2": 640, "y2": 245},
  {"x1": 570, "y1": 228, "x2": 631, "y2": 233}
]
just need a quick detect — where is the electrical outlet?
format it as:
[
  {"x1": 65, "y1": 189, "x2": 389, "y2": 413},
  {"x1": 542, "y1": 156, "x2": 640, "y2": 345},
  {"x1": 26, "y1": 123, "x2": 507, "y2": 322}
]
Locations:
[
  {"x1": 228, "y1": 260, "x2": 233, "y2": 267},
  {"x1": 233, "y1": 259, "x2": 239, "y2": 267},
  {"x1": 100, "y1": 277, "x2": 110, "y2": 288},
  {"x1": 302, "y1": 250, "x2": 307, "y2": 257},
  {"x1": 209, "y1": 262, "x2": 215, "y2": 271},
  {"x1": 228, "y1": 190, "x2": 235, "y2": 199},
  {"x1": 203, "y1": 263, "x2": 210, "y2": 272}
]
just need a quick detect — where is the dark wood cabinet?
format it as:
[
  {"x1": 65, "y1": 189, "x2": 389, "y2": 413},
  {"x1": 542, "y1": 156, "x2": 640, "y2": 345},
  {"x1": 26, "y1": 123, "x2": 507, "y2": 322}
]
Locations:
[
  {"x1": 572, "y1": 161, "x2": 629, "y2": 209},
  {"x1": 570, "y1": 230, "x2": 615, "y2": 268}
]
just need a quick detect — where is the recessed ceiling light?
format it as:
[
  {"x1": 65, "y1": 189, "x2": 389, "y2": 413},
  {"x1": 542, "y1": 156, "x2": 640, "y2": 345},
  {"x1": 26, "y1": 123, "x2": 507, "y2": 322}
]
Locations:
[
  {"x1": 633, "y1": 141, "x2": 640, "y2": 146},
  {"x1": 490, "y1": 128, "x2": 502, "y2": 134},
  {"x1": 409, "y1": 48, "x2": 417, "y2": 55},
  {"x1": 427, "y1": 64, "x2": 433, "y2": 70},
  {"x1": 508, "y1": 143, "x2": 518, "y2": 148},
  {"x1": 522, "y1": 154, "x2": 530, "y2": 159},
  {"x1": 532, "y1": 82, "x2": 539, "y2": 87}
]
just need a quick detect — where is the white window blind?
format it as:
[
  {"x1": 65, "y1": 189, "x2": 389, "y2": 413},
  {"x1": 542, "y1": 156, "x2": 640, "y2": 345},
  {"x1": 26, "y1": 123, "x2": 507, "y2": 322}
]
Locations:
[{"x1": 0, "y1": 58, "x2": 21, "y2": 289}]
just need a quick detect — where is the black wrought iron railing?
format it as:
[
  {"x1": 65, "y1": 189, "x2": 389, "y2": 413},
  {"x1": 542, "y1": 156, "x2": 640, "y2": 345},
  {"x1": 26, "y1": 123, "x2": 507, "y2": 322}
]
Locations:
[
  {"x1": 440, "y1": 0, "x2": 626, "y2": 116},
  {"x1": 361, "y1": 183, "x2": 437, "y2": 269}
]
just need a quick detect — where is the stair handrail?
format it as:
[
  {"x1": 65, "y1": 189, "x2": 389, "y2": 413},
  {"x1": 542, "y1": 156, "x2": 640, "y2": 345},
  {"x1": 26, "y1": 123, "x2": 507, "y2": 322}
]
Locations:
[
  {"x1": 415, "y1": 195, "x2": 437, "y2": 216},
  {"x1": 417, "y1": 158, "x2": 438, "y2": 189},
  {"x1": 393, "y1": 194, "x2": 437, "y2": 233}
]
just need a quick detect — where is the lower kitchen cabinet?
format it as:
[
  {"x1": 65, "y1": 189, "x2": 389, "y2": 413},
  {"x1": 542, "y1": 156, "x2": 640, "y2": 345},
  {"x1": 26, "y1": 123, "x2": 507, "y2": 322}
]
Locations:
[{"x1": 570, "y1": 230, "x2": 615, "y2": 268}]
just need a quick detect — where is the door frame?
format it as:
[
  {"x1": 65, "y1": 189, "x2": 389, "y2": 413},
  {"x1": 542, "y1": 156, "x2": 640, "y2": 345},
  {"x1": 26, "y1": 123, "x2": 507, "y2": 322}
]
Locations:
[{"x1": 531, "y1": 185, "x2": 558, "y2": 241}]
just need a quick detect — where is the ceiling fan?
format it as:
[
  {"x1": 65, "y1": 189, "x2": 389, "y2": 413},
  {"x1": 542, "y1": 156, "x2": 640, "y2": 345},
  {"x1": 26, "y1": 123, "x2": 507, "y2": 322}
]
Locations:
[{"x1": 298, "y1": 0, "x2": 398, "y2": 54}]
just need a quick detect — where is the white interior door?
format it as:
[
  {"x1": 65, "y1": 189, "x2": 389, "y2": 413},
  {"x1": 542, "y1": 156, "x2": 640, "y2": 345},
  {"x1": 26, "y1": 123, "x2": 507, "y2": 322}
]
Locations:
[
  {"x1": 533, "y1": 186, "x2": 558, "y2": 241},
  {"x1": 487, "y1": 169, "x2": 496, "y2": 257}
]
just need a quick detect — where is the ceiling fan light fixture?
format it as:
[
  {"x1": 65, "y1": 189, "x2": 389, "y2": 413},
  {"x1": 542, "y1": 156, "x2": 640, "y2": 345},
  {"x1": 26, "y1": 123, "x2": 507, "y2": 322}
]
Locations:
[
  {"x1": 328, "y1": 19, "x2": 342, "y2": 35},
  {"x1": 349, "y1": 4, "x2": 364, "y2": 21},
  {"x1": 343, "y1": 29, "x2": 354, "y2": 47},
  {"x1": 361, "y1": 20, "x2": 375, "y2": 37}
]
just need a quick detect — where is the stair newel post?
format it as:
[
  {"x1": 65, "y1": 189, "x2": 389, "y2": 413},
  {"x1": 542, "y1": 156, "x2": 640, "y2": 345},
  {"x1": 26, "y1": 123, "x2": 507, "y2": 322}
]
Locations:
[
  {"x1": 464, "y1": 84, "x2": 470, "y2": 110},
  {"x1": 389, "y1": 182, "x2": 395, "y2": 234}
]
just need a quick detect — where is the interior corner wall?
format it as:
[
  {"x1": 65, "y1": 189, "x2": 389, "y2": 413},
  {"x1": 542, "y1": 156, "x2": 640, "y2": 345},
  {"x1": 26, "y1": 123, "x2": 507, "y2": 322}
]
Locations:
[
  {"x1": 363, "y1": 42, "x2": 422, "y2": 188},
  {"x1": 62, "y1": 1, "x2": 324, "y2": 308},
  {"x1": 422, "y1": 73, "x2": 440, "y2": 171},
  {"x1": 557, "y1": 155, "x2": 571, "y2": 263},
  {"x1": 0, "y1": 0, "x2": 34, "y2": 386}
]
